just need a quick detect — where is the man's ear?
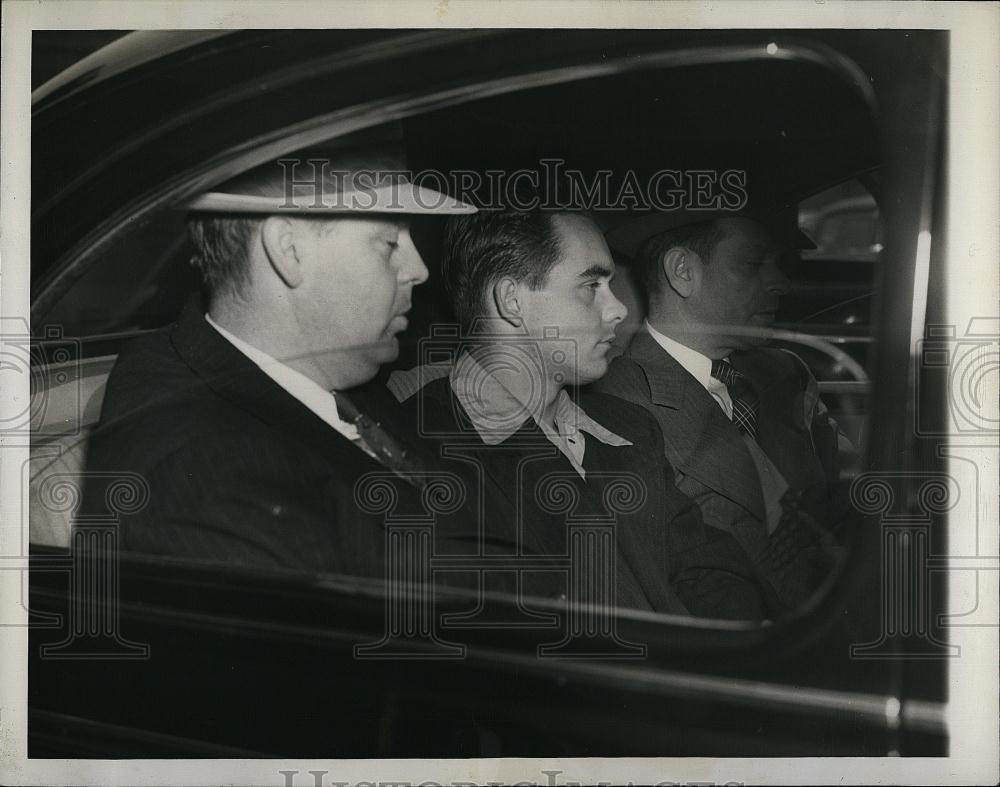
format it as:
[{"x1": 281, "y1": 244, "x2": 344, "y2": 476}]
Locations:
[
  {"x1": 661, "y1": 246, "x2": 699, "y2": 299},
  {"x1": 492, "y1": 277, "x2": 523, "y2": 327},
  {"x1": 260, "y1": 216, "x2": 304, "y2": 288}
]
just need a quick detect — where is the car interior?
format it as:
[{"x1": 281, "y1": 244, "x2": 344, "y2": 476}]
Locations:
[
  {"x1": 24, "y1": 28, "x2": 951, "y2": 758},
  {"x1": 30, "y1": 45, "x2": 878, "y2": 567}
]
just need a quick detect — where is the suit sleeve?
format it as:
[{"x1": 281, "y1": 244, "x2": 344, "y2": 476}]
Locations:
[
  {"x1": 625, "y1": 404, "x2": 770, "y2": 621},
  {"x1": 660, "y1": 466, "x2": 771, "y2": 621},
  {"x1": 102, "y1": 430, "x2": 368, "y2": 575}
]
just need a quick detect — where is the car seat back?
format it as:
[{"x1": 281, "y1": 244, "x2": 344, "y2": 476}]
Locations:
[{"x1": 29, "y1": 357, "x2": 115, "y2": 548}]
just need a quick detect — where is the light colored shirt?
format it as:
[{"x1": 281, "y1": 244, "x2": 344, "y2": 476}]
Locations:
[
  {"x1": 449, "y1": 351, "x2": 632, "y2": 479},
  {"x1": 205, "y1": 313, "x2": 368, "y2": 451},
  {"x1": 645, "y1": 320, "x2": 734, "y2": 418},
  {"x1": 644, "y1": 321, "x2": 788, "y2": 534}
]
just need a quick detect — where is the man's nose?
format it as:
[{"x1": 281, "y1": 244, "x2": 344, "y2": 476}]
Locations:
[
  {"x1": 765, "y1": 260, "x2": 792, "y2": 295},
  {"x1": 605, "y1": 291, "x2": 628, "y2": 324},
  {"x1": 400, "y1": 232, "x2": 430, "y2": 285}
]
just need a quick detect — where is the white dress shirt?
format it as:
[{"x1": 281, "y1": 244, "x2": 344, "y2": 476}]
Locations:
[
  {"x1": 205, "y1": 314, "x2": 368, "y2": 450},
  {"x1": 645, "y1": 321, "x2": 735, "y2": 418}
]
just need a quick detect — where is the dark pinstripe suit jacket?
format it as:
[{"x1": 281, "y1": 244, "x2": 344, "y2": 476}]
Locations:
[{"x1": 80, "y1": 299, "x2": 426, "y2": 577}]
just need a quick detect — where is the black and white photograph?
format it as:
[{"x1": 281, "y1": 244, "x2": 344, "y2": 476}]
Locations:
[{"x1": 1, "y1": 1, "x2": 997, "y2": 785}]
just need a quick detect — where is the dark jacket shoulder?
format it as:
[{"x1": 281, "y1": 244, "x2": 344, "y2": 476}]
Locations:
[
  {"x1": 593, "y1": 355, "x2": 653, "y2": 404},
  {"x1": 577, "y1": 388, "x2": 664, "y2": 457},
  {"x1": 91, "y1": 320, "x2": 272, "y2": 476}
]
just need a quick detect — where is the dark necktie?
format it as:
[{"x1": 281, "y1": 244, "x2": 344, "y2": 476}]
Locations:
[
  {"x1": 711, "y1": 357, "x2": 760, "y2": 442},
  {"x1": 334, "y1": 392, "x2": 424, "y2": 488}
]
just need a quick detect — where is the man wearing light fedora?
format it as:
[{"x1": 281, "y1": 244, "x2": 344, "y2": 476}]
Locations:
[
  {"x1": 81, "y1": 138, "x2": 475, "y2": 575},
  {"x1": 596, "y1": 206, "x2": 852, "y2": 613}
]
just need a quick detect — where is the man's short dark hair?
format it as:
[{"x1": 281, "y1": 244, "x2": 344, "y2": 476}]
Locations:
[
  {"x1": 440, "y1": 211, "x2": 566, "y2": 329},
  {"x1": 635, "y1": 218, "x2": 723, "y2": 299}
]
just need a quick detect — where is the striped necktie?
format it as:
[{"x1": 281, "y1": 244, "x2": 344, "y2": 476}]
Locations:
[
  {"x1": 334, "y1": 392, "x2": 424, "y2": 488},
  {"x1": 711, "y1": 357, "x2": 760, "y2": 442}
]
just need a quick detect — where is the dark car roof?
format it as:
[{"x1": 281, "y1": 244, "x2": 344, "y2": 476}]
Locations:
[{"x1": 32, "y1": 28, "x2": 933, "y2": 320}]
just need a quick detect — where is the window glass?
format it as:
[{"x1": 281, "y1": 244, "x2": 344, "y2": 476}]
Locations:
[
  {"x1": 768, "y1": 178, "x2": 879, "y2": 456},
  {"x1": 41, "y1": 210, "x2": 199, "y2": 337},
  {"x1": 799, "y1": 178, "x2": 881, "y2": 261},
  {"x1": 33, "y1": 54, "x2": 877, "y2": 626}
]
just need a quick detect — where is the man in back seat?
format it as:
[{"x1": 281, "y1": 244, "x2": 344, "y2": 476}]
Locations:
[{"x1": 394, "y1": 209, "x2": 769, "y2": 619}]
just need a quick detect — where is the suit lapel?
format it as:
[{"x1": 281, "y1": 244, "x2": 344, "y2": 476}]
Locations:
[
  {"x1": 625, "y1": 332, "x2": 766, "y2": 521},
  {"x1": 169, "y1": 300, "x2": 386, "y2": 474}
]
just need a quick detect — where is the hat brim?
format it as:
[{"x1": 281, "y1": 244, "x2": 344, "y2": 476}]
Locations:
[{"x1": 185, "y1": 183, "x2": 477, "y2": 215}]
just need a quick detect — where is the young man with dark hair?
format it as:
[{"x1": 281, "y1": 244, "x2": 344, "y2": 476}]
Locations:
[{"x1": 396, "y1": 209, "x2": 768, "y2": 619}]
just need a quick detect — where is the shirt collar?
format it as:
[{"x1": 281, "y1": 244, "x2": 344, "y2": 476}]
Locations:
[
  {"x1": 644, "y1": 320, "x2": 718, "y2": 390},
  {"x1": 450, "y1": 350, "x2": 631, "y2": 448},
  {"x1": 205, "y1": 313, "x2": 357, "y2": 437}
]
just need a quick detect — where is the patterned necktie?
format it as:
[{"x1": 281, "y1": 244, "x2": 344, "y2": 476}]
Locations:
[
  {"x1": 334, "y1": 392, "x2": 424, "y2": 488},
  {"x1": 711, "y1": 357, "x2": 760, "y2": 442}
]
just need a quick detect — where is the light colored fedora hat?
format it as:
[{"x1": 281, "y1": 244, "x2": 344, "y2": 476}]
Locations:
[{"x1": 185, "y1": 125, "x2": 476, "y2": 216}]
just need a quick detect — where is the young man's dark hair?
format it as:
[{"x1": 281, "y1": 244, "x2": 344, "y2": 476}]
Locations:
[{"x1": 439, "y1": 211, "x2": 565, "y2": 329}]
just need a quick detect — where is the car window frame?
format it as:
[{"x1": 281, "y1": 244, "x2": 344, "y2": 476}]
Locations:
[
  {"x1": 32, "y1": 32, "x2": 878, "y2": 325},
  {"x1": 27, "y1": 30, "x2": 942, "y2": 674}
]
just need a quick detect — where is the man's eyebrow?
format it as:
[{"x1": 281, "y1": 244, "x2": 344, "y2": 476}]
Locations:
[{"x1": 578, "y1": 264, "x2": 614, "y2": 279}]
